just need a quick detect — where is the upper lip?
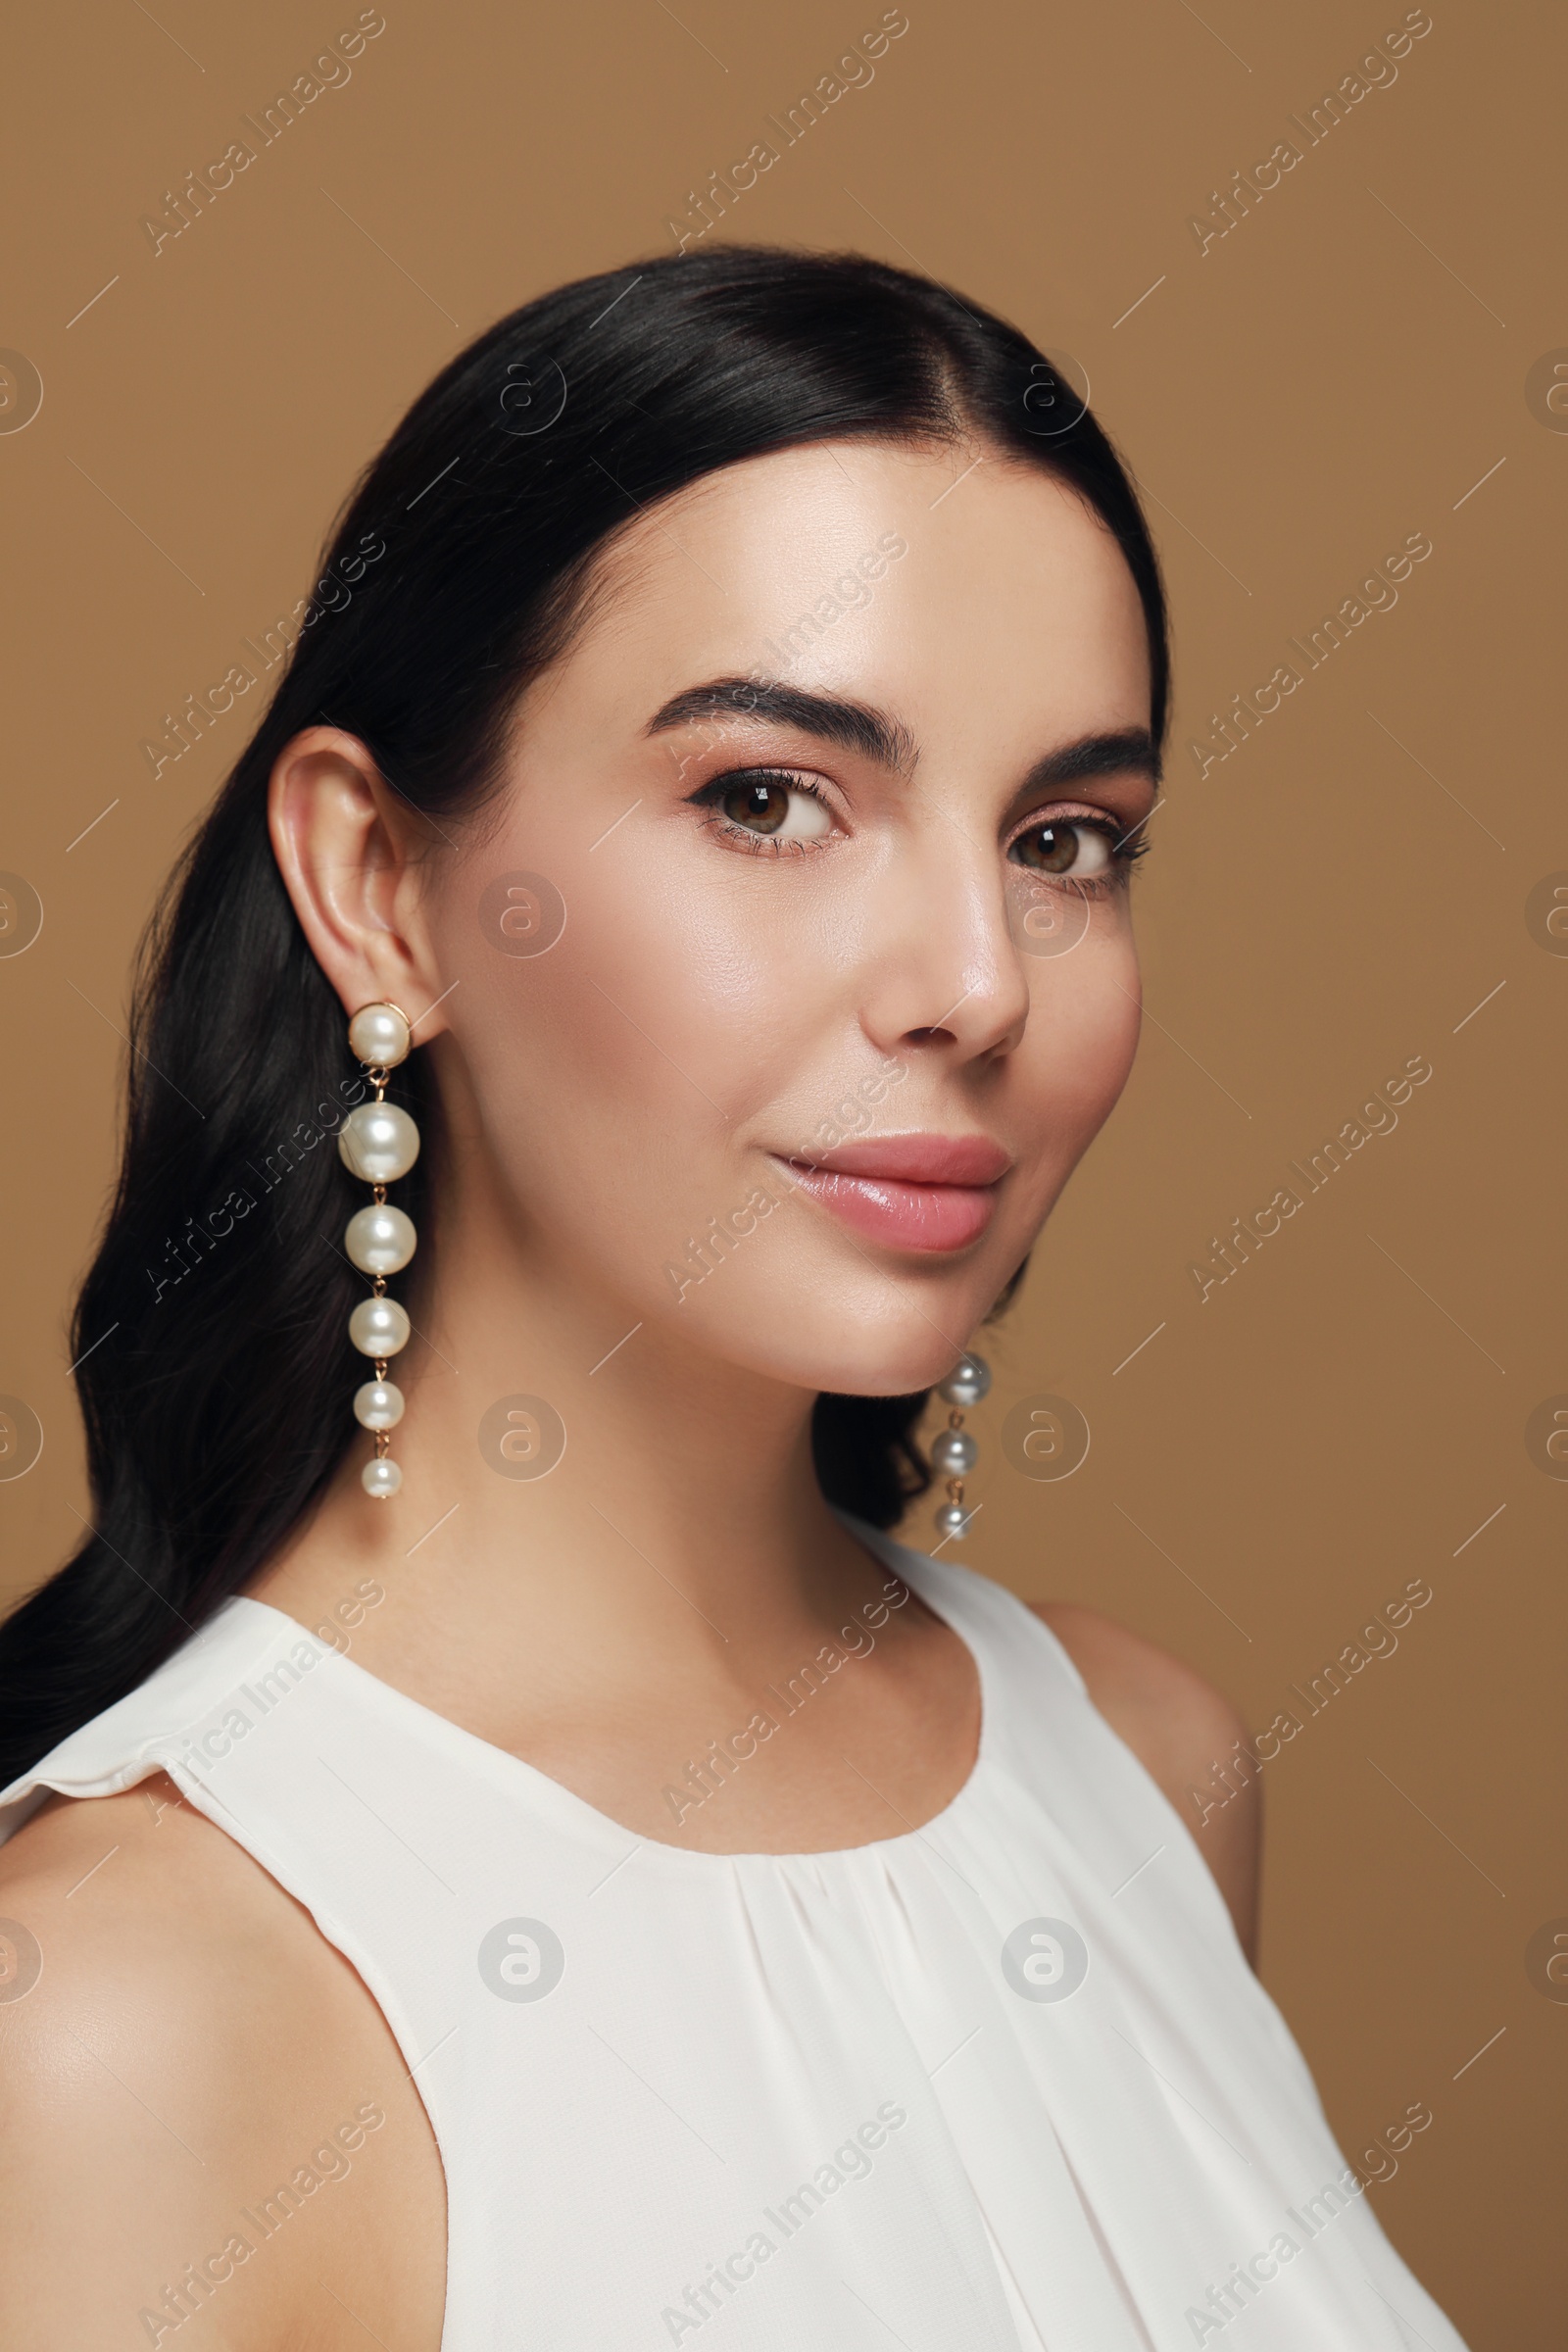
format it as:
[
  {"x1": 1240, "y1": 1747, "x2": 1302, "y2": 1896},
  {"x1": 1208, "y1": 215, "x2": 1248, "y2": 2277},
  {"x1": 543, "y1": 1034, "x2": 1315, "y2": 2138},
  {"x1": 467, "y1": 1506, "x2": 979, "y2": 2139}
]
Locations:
[{"x1": 783, "y1": 1133, "x2": 1012, "y2": 1187}]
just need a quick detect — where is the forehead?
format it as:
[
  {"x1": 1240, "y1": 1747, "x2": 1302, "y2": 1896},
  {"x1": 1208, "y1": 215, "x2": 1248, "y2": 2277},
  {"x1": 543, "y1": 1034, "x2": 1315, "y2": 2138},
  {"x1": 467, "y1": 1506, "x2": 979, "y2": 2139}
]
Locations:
[{"x1": 550, "y1": 438, "x2": 1152, "y2": 759}]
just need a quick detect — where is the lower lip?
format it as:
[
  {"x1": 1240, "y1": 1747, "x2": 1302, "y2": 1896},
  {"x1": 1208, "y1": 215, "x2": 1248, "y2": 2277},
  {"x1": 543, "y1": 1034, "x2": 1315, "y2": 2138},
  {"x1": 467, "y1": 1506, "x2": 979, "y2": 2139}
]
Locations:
[{"x1": 775, "y1": 1160, "x2": 999, "y2": 1253}]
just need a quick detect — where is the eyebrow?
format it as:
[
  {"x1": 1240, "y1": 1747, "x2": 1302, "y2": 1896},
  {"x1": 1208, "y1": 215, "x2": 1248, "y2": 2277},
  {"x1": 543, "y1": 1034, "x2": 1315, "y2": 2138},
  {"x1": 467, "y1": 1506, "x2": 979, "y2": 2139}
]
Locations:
[
  {"x1": 645, "y1": 678, "x2": 917, "y2": 773},
  {"x1": 1020, "y1": 726, "x2": 1160, "y2": 791},
  {"x1": 644, "y1": 676, "x2": 1159, "y2": 791}
]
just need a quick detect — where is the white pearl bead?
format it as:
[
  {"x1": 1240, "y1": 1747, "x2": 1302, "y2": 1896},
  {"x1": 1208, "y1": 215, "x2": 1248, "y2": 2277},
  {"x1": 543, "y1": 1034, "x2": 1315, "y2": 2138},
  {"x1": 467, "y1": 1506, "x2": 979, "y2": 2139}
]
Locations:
[
  {"x1": 349, "y1": 1296, "x2": 411, "y2": 1357},
  {"x1": 354, "y1": 1379, "x2": 405, "y2": 1431},
  {"x1": 362, "y1": 1456, "x2": 403, "y2": 1499},
  {"x1": 345, "y1": 1203, "x2": 416, "y2": 1275},
  {"x1": 938, "y1": 1352, "x2": 991, "y2": 1408},
  {"x1": 338, "y1": 1102, "x2": 420, "y2": 1184},
  {"x1": 932, "y1": 1428, "x2": 978, "y2": 1475},
  {"x1": 348, "y1": 1003, "x2": 412, "y2": 1069},
  {"x1": 934, "y1": 1501, "x2": 972, "y2": 1539}
]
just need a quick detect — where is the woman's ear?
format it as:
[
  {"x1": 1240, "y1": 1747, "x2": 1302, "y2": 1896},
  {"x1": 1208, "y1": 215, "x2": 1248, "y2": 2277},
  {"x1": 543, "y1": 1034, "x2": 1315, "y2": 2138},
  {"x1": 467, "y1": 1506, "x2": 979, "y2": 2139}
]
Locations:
[{"x1": 268, "y1": 726, "x2": 454, "y2": 1041}]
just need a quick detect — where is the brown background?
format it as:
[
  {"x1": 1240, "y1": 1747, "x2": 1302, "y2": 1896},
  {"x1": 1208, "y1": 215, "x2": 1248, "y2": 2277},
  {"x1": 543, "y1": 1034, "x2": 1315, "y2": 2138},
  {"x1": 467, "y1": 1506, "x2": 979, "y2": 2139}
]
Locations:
[{"x1": 1, "y1": 0, "x2": 1561, "y2": 2339}]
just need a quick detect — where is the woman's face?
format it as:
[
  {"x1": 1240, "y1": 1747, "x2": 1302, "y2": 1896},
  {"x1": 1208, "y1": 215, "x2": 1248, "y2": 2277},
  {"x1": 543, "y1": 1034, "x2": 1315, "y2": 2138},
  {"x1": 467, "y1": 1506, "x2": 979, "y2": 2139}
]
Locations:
[{"x1": 424, "y1": 437, "x2": 1155, "y2": 1396}]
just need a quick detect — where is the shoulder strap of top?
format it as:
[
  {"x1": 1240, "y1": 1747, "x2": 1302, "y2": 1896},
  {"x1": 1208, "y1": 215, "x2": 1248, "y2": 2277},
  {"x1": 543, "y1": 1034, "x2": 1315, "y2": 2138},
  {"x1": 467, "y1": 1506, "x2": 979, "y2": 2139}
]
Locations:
[
  {"x1": 838, "y1": 1513, "x2": 1240, "y2": 1941},
  {"x1": 835, "y1": 1511, "x2": 1092, "y2": 1700},
  {"x1": 0, "y1": 1598, "x2": 325, "y2": 1844},
  {"x1": 4, "y1": 1530, "x2": 1092, "y2": 1838}
]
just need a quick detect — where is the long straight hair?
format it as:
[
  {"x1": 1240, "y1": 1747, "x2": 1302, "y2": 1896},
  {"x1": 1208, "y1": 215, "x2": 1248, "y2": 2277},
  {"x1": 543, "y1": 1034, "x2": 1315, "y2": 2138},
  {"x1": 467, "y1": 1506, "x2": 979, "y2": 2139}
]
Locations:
[{"x1": 0, "y1": 247, "x2": 1168, "y2": 1784}]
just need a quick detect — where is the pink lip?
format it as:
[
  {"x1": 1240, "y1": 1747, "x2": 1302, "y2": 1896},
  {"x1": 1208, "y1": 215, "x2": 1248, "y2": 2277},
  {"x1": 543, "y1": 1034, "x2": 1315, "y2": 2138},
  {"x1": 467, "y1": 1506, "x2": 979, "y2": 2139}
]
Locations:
[
  {"x1": 802, "y1": 1133, "x2": 1012, "y2": 1186},
  {"x1": 771, "y1": 1132, "x2": 1010, "y2": 1254}
]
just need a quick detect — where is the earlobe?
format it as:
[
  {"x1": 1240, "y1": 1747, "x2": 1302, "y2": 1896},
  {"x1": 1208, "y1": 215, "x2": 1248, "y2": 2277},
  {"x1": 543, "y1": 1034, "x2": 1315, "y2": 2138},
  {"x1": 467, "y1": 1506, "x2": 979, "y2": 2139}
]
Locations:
[{"x1": 268, "y1": 725, "x2": 449, "y2": 1038}]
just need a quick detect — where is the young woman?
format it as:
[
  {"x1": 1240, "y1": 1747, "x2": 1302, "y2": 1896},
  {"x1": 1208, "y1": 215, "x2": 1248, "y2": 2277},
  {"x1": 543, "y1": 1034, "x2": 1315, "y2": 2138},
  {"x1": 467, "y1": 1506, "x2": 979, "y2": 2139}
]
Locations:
[{"x1": 0, "y1": 250, "x2": 1466, "y2": 2348}]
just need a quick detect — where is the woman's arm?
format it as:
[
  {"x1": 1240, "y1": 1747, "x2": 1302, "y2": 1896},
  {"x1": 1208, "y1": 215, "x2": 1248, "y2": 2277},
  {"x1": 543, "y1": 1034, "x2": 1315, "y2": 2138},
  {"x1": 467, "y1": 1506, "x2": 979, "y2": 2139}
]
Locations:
[{"x1": 0, "y1": 1777, "x2": 444, "y2": 2348}]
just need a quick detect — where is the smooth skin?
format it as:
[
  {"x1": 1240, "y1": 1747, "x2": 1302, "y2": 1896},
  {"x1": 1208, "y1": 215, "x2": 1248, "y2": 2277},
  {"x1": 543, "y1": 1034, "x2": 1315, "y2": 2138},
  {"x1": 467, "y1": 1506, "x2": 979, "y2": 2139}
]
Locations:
[{"x1": 0, "y1": 438, "x2": 1258, "y2": 2347}]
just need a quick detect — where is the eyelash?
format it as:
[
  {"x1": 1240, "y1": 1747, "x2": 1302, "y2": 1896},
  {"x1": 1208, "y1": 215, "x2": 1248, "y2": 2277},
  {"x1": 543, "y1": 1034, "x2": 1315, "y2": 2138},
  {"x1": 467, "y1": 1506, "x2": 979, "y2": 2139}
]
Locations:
[
  {"x1": 688, "y1": 767, "x2": 837, "y2": 858},
  {"x1": 1007, "y1": 808, "x2": 1151, "y2": 900},
  {"x1": 687, "y1": 767, "x2": 1153, "y2": 880}
]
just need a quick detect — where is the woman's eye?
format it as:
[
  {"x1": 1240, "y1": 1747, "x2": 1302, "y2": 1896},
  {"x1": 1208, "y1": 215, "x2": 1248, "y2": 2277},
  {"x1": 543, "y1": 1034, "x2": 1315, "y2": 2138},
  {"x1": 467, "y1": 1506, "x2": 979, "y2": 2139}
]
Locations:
[
  {"x1": 710, "y1": 772, "x2": 834, "y2": 843},
  {"x1": 1009, "y1": 819, "x2": 1113, "y2": 878}
]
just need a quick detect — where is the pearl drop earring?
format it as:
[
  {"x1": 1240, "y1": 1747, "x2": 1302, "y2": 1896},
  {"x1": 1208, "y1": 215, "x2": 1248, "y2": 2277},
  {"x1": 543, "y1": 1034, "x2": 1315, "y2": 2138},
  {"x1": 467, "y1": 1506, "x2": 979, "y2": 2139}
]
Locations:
[
  {"x1": 933, "y1": 1351, "x2": 989, "y2": 1544},
  {"x1": 338, "y1": 1002, "x2": 419, "y2": 1499}
]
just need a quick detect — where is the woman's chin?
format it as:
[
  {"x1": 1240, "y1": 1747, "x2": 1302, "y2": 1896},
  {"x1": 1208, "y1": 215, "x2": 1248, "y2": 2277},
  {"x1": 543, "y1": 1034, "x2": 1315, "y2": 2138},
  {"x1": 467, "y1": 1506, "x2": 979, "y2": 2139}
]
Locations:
[{"x1": 696, "y1": 1310, "x2": 982, "y2": 1401}]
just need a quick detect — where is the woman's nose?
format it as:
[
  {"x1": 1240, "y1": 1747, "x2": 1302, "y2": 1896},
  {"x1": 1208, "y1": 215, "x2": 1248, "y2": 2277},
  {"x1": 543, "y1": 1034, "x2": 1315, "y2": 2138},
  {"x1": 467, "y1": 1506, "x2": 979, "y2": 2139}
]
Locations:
[{"x1": 858, "y1": 829, "x2": 1031, "y2": 1067}]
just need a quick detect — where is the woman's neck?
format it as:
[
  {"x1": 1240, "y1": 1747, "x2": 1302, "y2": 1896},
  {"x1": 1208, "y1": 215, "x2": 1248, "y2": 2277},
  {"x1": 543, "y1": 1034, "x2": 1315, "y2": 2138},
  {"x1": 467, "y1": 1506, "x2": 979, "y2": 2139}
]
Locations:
[
  {"x1": 246, "y1": 1165, "x2": 977, "y2": 1860},
  {"x1": 256, "y1": 1199, "x2": 879, "y2": 1680}
]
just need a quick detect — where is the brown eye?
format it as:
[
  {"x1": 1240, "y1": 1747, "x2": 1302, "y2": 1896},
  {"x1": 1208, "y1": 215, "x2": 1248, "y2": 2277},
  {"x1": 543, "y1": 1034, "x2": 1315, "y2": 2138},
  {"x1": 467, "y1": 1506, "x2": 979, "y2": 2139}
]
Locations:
[
  {"x1": 722, "y1": 778, "x2": 791, "y2": 835},
  {"x1": 1013, "y1": 822, "x2": 1080, "y2": 873},
  {"x1": 704, "y1": 771, "x2": 834, "y2": 845}
]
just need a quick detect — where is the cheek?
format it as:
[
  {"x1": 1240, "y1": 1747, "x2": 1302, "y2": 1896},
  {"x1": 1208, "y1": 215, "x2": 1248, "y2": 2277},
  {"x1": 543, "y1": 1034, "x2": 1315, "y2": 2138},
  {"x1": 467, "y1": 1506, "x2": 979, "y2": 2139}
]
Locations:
[
  {"x1": 1014, "y1": 938, "x2": 1141, "y2": 1175},
  {"x1": 565, "y1": 853, "x2": 822, "y2": 1108},
  {"x1": 1037, "y1": 936, "x2": 1141, "y2": 1094},
  {"x1": 441, "y1": 835, "x2": 829, "y2": 1262}
]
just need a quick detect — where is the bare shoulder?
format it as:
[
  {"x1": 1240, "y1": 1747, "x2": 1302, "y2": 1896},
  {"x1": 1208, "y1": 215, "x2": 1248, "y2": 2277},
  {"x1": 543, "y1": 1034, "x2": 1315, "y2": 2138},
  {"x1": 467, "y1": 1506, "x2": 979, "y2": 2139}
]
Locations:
[
  {"x1": 1030, "y1": 1602, "x2": 1261, "y2": 1964},
  {"x1": 0, "y1": 1774, "x2": 443, "y2": 2350}
]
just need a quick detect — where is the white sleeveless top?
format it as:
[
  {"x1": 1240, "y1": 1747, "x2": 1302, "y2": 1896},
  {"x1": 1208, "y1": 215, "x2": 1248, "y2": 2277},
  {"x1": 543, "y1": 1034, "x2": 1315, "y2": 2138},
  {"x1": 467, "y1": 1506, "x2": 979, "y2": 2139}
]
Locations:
[{"x1": 1, "y1": 1524, "x2": 1467, "y2": 2350}]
